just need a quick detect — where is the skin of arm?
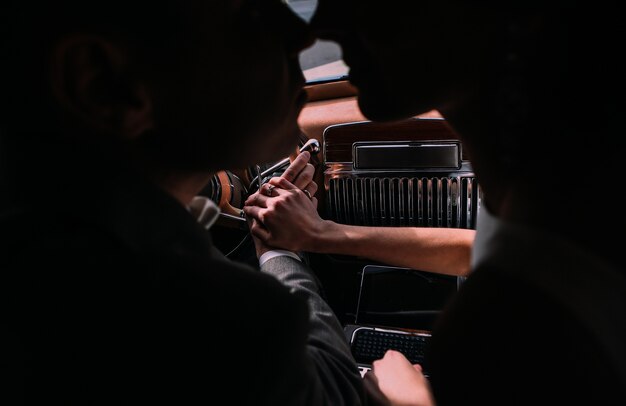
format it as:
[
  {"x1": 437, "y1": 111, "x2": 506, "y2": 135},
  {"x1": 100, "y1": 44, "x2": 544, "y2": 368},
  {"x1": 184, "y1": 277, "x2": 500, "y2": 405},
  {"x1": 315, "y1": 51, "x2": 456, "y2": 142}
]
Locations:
[
  {"x1": 244, "y1": 155, "x2": 475, "y2": 276},
  {"x1": 312, "y1": 221, "x2": 474, "y2": 277}
]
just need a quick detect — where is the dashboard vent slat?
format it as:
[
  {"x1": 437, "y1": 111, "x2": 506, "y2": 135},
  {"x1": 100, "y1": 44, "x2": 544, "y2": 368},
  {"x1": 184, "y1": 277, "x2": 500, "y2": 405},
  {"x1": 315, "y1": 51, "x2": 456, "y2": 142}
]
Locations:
[{"x1": 327, "y1": 175, "x2": 479, "y2": 229}]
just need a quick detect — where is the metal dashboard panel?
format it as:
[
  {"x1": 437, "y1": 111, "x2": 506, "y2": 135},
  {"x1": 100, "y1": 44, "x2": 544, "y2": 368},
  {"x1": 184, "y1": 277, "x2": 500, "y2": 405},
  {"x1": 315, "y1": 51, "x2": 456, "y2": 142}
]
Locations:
[{"x1": 322, "y1": 118, "x2": 481, "y2": 229}]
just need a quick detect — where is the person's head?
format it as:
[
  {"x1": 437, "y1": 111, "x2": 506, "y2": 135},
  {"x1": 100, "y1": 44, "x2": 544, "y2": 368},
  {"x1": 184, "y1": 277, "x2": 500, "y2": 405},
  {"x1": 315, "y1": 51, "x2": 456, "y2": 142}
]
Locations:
[
  {"x1": 1, "y1": 0, "x2": 313, "y2": 173},
  {"x1": 311, "y1": 1, "x2": 623, "y2": 217},
  {"x1": 311, "y1": 1, "x2": 515, "y2": 122}
]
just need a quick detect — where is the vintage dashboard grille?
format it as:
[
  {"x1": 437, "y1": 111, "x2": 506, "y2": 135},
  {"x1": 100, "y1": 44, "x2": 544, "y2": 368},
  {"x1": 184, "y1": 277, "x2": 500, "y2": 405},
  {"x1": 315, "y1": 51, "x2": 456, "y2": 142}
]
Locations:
[
  {"x1": 322, "y1": 118, "x2": 481, "y2": 230},
  {"x1": 326, "y1": 174, "x2": 480, "y2": 229}
]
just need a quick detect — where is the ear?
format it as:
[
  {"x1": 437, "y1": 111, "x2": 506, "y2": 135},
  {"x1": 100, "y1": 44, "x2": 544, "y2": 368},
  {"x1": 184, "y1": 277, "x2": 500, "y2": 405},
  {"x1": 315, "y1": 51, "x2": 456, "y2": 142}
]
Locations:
[{"x1": 50, "y1": 35, "x2": 153, "y2": 139}]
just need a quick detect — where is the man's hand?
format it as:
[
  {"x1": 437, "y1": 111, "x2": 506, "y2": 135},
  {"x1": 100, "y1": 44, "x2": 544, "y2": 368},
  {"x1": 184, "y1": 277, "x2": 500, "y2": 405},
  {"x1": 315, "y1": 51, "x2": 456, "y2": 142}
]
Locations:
[
  {"x1": 244, "y1": 151, "x2": 325, "y2": 256},
  {"x1": 363, "y1": 350, "x2": 435, "y2": 406}
]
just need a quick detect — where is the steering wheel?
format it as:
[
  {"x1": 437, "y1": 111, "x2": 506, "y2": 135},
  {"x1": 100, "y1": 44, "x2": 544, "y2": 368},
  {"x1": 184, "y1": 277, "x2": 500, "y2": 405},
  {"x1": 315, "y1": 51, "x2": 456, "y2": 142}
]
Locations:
[{"x1": 197, "y1": 135, "x2": 320, "y2": 261}]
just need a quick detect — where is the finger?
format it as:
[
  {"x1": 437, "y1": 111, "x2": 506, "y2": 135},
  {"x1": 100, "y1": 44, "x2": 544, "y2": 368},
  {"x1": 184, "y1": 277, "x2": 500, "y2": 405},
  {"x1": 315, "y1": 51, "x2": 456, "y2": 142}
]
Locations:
[
  {"x1": 413, "y1": 364, "x2": 423, "y2": 372},
  {"x1": 261, "y1": 182, "x2": 278, "y2": 197},
  {"x1": 249, "y1": 220, "x2": 271, "y2": 242},
  {"x1": 245, "y1": 183, "x2": 275, "y2": 205},
  {"x1": 244, "y1": 192, "x2": 270, "y2": 208},
  {"x1": 303, "y1": 180, "x2": 318, "y2": 197},
  {"x1": 269, "y1": 176, "x2": 298, "y2": 190},
  {"x1": 292, "y1": 163, "x2": 315, "y2": 190},
  {"x1": 243, "y1": 205, "x2": 264, "y2": 222},
  {"x1": 244, "y1": 192, "x2": 257, "y2": 207},
  {"x1": 280, "y1": 151, "x2": 310, "y2": 183},
  {"x1": 311, "y1": 196, "x2": 318, "y2": 209}
]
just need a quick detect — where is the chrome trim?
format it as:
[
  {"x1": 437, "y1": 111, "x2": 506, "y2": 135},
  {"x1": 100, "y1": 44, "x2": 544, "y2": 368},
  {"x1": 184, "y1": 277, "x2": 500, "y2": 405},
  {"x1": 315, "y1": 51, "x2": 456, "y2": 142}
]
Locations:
[
  {"x1": 353, "y1": 141, "x2": 461, "y2": 170},
  {"x1": 325, "y1": 163, "x2": 480, "y2": 229},
  {"x1": 350, "y1": 325, "x2": 431, "y2": 343}
]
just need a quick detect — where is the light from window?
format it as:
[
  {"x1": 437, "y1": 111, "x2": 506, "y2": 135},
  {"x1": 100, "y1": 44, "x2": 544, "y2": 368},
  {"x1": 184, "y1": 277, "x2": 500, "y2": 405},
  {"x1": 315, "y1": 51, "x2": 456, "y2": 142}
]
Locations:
[{"x1": 286, "y1": 0, "x2": 348, "y2": 82}]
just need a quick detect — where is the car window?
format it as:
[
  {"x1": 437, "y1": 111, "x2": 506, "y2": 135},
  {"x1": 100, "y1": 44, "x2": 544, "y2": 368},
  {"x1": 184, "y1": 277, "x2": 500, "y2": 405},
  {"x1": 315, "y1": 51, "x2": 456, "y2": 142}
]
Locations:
[{"x1": 287, "y1": 0, "x2": 348, "y2": 82}]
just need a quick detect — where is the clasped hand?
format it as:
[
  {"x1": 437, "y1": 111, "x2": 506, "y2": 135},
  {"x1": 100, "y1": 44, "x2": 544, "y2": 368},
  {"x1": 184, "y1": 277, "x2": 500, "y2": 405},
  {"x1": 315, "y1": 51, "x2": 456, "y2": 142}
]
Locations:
[{"x1": 243, "y1": 151, "x2": 327, "y2": 256}]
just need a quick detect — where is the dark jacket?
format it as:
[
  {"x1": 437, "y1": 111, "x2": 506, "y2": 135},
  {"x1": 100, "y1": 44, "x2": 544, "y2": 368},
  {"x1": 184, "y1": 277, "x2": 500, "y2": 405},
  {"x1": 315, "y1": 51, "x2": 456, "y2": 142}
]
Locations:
[
  {"x1": 0, "y1": 150, "x2": 364, "y2": 405},
  {"x1": 426, "y1": 210, "x2": 626, "y2": 405}
]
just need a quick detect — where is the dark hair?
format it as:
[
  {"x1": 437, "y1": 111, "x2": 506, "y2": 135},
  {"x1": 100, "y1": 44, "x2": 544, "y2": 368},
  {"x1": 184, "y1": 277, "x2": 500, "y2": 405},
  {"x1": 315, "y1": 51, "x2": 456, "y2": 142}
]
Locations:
[
  {"x1": 0, "y1": 1, "x2": 198, "y2": 205},
  {"x1": 1, "y1": 1, "x2": 194, "y2": 137}
]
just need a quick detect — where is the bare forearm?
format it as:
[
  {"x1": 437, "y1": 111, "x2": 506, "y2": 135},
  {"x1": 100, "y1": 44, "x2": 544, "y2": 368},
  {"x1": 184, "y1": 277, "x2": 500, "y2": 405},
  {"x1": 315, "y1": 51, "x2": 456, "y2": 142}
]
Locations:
[{"x1": 311, "y1": 221, "x2": 475, "y2": 276}]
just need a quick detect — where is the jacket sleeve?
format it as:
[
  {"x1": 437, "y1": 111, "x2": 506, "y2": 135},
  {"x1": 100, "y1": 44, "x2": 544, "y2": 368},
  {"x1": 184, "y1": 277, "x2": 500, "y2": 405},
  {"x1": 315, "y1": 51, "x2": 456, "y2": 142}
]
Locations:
[{"x1": 261, "y1": 255, "x2": 365, "y2": 406}]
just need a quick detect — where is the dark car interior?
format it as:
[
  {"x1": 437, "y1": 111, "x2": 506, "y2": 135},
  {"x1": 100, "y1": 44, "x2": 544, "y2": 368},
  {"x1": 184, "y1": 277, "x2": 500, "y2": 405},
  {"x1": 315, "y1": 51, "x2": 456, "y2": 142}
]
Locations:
[{"x1": 203, "y1": 78, "x2": 481, "y2": 372}]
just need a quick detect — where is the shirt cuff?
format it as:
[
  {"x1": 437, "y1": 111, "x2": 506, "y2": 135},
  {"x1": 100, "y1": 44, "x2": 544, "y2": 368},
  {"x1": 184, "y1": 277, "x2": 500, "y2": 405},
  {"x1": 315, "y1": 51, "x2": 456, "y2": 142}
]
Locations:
[{"x1": 259, "y1": 249, "x2": 302, "y2": 266}]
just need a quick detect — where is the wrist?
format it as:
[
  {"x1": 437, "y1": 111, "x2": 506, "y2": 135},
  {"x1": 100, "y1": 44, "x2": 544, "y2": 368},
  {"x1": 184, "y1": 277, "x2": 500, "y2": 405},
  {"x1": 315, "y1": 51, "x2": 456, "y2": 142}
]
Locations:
[
  {"x1": 251, "y1": 235, "x2": 272, "y2": 258},
  {"x1": 307, "y1": 219, "x2": 338, "y2": 253},
  {"x1": 255, "y1": 245, "x2": 271, "y2": 259},
  {"x1": 259, "y1": 249, "x2": 301, "y2": 266}
]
